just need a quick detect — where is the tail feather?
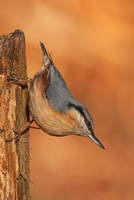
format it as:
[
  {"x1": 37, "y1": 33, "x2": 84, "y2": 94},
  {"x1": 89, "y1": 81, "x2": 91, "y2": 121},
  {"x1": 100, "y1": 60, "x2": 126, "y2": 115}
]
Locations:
[
  {"x1": 40, "y1": 41, "x2": 48, "y2": 57},
  {"x1": 40, "y1": 41, "x2": 50, "y2": 69}
]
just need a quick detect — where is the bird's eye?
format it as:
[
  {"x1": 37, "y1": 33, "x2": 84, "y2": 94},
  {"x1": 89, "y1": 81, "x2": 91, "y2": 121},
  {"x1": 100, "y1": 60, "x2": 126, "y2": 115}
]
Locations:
[
  {"x1": 68, "y1": 103, "x2": 92, "y2": 130},
  {"x1": 88, "y1": 125, "x2": 92, "y2": 131}
]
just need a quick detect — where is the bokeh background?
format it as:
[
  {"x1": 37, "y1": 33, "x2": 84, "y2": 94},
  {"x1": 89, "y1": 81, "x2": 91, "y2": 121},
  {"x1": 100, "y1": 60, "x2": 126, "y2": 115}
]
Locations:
[{"x1": 1, "y1": 0, "x2": 134, "y2": 199}]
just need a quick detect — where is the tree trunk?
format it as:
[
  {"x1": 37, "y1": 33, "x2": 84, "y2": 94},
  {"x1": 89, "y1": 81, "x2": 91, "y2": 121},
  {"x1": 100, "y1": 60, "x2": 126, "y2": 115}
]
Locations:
[{"x1": 0, "y1": 30, "x2": 30, "y2": 199}]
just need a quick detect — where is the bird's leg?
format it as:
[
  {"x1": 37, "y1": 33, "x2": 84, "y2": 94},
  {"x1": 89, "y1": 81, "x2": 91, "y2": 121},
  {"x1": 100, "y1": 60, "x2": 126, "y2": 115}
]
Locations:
[
  {"x1": 29, "y1": 126, "x2": 40, "y2": 129},
  {"x1": 5, "y1": 119, "x2": 34, "y2": 142},
  {"x1": 7, "y1": 75, "x2": 33, "y2": 86},
  {"x1": 5, "y1": 76, "x2": 33, "y2": 142}
]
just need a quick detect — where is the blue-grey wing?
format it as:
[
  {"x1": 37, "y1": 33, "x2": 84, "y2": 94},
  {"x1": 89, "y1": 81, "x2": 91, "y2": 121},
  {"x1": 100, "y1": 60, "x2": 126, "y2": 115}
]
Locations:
[{"x1": 45, "y1": 65, "x2": 75, "y2": 113}]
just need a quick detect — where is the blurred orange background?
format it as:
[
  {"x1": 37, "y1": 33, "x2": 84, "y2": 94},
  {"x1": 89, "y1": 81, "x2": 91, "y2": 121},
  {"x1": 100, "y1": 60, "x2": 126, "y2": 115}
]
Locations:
[{"x1": 1, "y1": 0, "x2": 134, "y2": 199}]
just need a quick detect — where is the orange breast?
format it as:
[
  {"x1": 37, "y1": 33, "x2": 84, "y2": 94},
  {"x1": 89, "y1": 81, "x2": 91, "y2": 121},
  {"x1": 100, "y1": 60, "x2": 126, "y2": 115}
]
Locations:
[{"x1": 28, "y1": 70, "x2": 81, "y2": 136}]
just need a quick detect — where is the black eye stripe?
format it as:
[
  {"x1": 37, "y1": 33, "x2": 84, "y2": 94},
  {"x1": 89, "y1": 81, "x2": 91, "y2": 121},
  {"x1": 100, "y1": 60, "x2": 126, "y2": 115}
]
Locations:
[{"x1": 68, "y1": 103, "x2": 91, "y2": 129}]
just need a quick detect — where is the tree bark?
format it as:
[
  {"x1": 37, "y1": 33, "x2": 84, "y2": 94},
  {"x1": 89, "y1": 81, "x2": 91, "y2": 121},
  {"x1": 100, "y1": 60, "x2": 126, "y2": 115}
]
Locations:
[{"x1": 0, "y1": 30, "x2": 30, "y2": 199}]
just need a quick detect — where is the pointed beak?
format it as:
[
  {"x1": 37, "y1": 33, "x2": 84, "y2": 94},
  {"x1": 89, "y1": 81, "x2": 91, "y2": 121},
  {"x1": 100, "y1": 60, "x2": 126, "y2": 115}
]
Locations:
[{"x1": 89, "y1": 132, "x2": 105, "y2": 150}]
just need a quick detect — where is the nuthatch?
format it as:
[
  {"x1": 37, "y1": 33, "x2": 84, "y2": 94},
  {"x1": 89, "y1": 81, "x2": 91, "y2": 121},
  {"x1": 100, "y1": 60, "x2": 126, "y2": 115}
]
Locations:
[{"x1": 28, "y1": 42, "x2": 105, "y2": 149}]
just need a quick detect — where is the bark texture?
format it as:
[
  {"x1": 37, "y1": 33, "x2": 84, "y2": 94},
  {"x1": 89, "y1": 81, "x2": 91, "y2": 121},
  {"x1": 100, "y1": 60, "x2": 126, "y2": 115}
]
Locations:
[{"x1": 0, "y1": 30, "x2": 30, "y2": 200}]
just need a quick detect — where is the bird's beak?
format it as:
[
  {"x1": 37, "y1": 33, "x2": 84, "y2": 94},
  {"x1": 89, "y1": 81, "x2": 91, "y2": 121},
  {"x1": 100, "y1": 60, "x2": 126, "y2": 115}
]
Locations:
[{"x1": 89, "y1": 132, "x2": 105, "y2": 150}]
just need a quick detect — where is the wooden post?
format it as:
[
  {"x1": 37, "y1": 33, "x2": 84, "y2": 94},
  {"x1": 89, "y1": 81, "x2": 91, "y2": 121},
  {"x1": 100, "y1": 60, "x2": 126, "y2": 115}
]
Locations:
[{"x1": 0, "y1": 30, "x2": 30, "y2": 199}]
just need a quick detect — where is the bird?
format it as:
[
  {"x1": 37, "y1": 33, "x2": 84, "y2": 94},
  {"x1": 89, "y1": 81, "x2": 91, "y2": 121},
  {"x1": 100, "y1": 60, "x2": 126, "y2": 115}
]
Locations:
[{"x1": 28, "y1": 42, "x2": 105, "y2": 149}]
